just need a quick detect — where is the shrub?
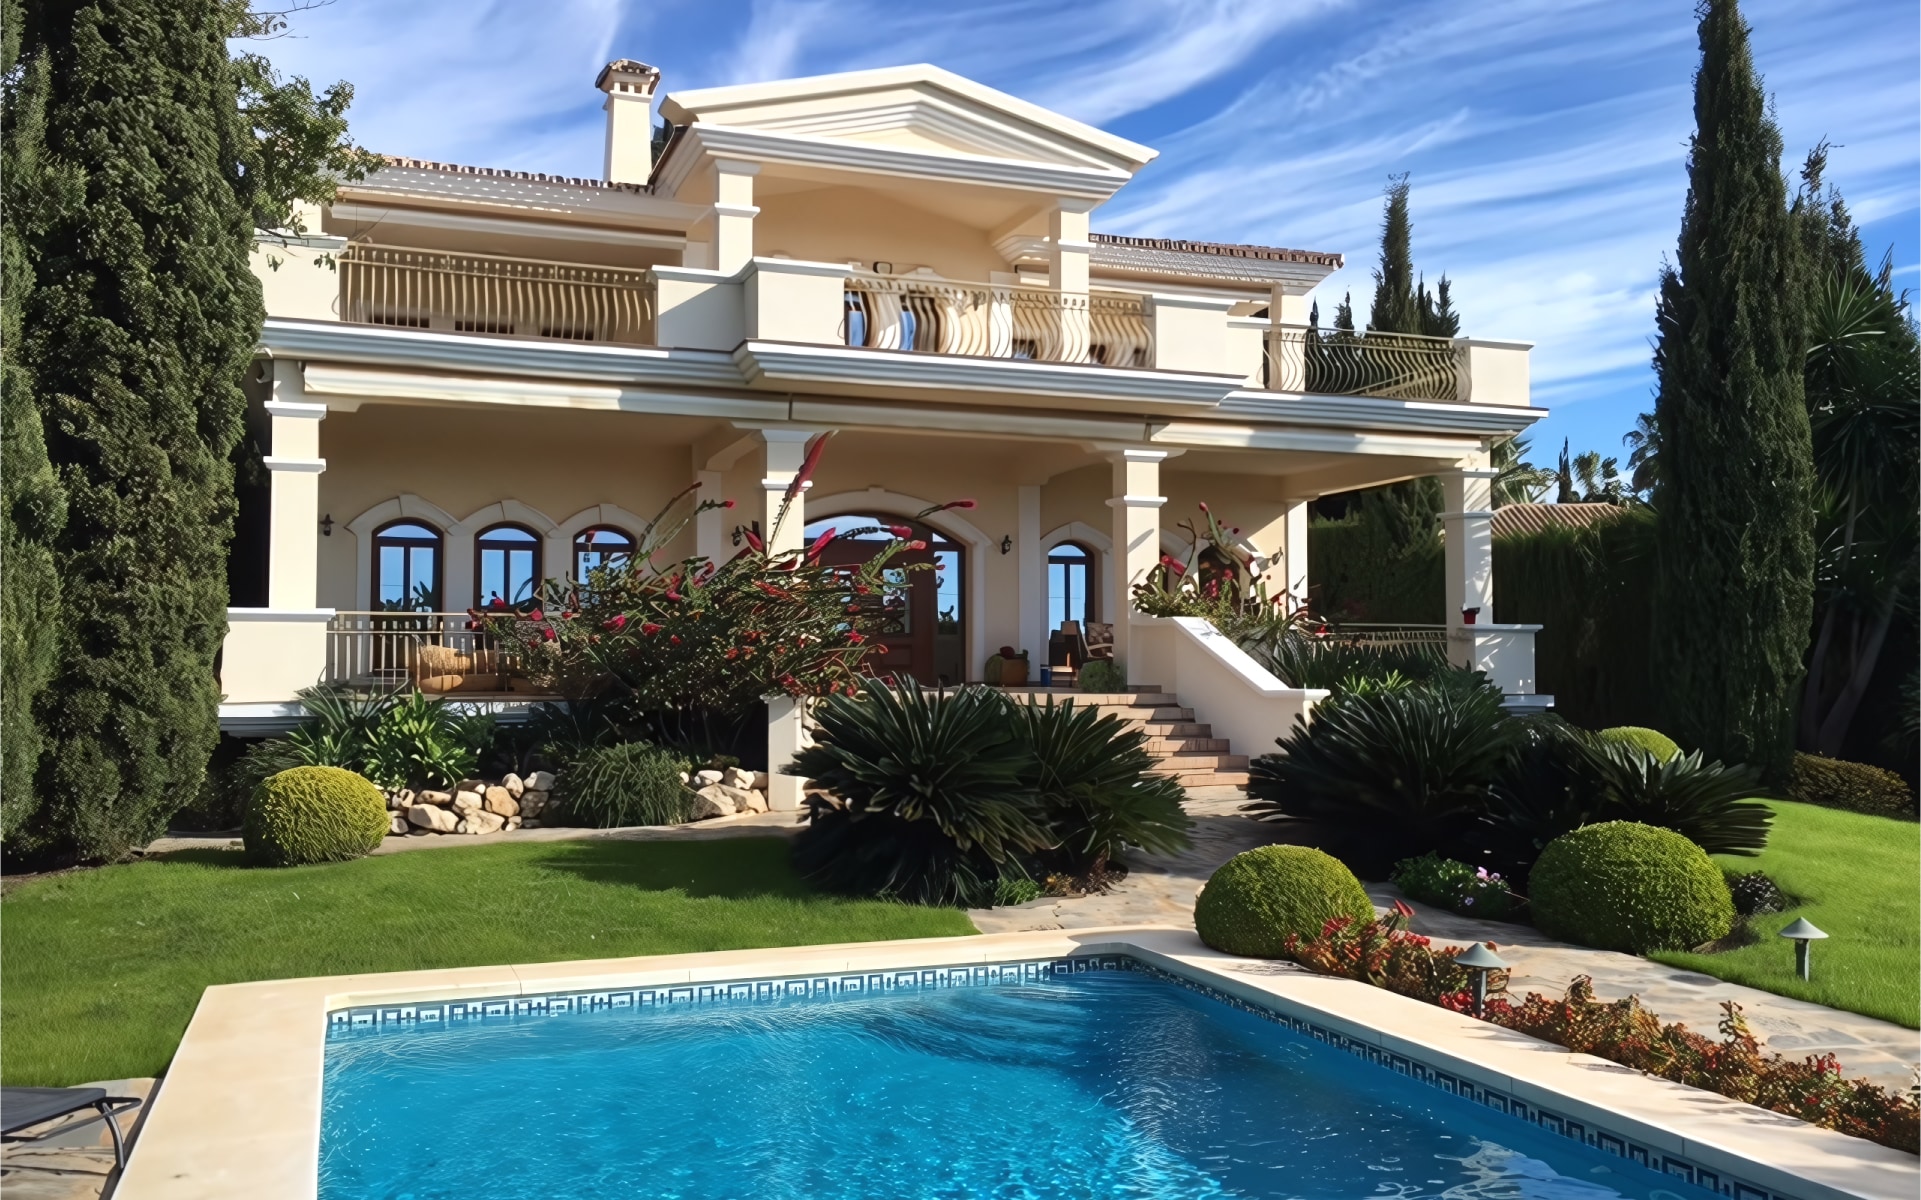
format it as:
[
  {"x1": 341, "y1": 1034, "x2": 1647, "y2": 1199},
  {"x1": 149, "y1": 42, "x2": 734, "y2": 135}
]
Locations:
[
  {"x1": 362, "y1": 691, "x2": 494, "y2": 790},
  {"x1": 1194, "y1": 845, "x2": 1375, "y2": 958},
  {"x1": 1580, "y1": 743, "x2": 1773, "y2": 855},
  {"x1": 993, "y1": 874, "x2": 1043, "y2": 907},
  {"x1": 1529, "y1": 822, "x2": 1734, "y2": 953},
  {"x1": 242, "y1": 766, "x2": 389, "y2": 867},
  {"x1": 554, "y1": 742, "x2": 692, "y2": 828},
  {"x1": 1011, "y1": 697, "x2": 1189, "y2": 876},
  {"x1": 1078, "y1": 658, "x2": 1125, "y2": 693},
  {"x1": 789, "y1": 682, "x2": 1049, "y2": 906},
  {"x1": 1726, "y1": 870, "x2": 1787, "y2": 916},
  {"x1": 1244, "y1": 675, "x2": 1516, "y2": 871},
  {"x1": 1255, "y1": 632, "x2": 1452, "y2": 692},
  {"x1": 1390, "y1": 853, "x2": 1519, "y2": 921},
  {"x1": 1482, "y1": 716, "x2": 1609, "y2": 866},
  {"x1": 1787, "y1": 753, "x2": 1916, "y2": 818},
  {"x1": 1594, "y1": 726, "x2": 1681, "y2": 761}
]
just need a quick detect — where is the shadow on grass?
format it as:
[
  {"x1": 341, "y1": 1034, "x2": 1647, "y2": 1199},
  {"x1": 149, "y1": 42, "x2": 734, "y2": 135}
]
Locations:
[
  {"x1": 147, "y1": 847, "x2": 250, "y2": 869},
  {"x1": 531, "y1": 836, "x2": 820, "y2": 901}
]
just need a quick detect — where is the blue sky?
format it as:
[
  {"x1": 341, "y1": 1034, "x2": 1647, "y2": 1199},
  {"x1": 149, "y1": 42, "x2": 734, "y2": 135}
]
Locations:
[{"x1": 260, "y1": 0, "x2": 1918, "y2": 465}]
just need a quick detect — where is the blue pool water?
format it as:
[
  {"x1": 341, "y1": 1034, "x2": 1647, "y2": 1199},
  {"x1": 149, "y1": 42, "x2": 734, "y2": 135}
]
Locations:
[{"x1": 321, "y1": 965, "x2": 1719, "y2": 1199}]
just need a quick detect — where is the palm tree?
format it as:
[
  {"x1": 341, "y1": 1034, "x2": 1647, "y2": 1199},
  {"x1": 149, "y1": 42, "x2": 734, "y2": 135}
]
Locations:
[
  {"x1": 1490, "y1": 435, "x2": 1554, "y2": 507},
  {"x1": 1622, "y1": 411, "x2": 1659, "y2": 499}
]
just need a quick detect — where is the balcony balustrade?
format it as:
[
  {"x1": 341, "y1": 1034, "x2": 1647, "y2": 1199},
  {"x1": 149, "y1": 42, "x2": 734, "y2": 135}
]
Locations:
[
  {"x1": 842, "y1": 274, "x2": 1152, "y2": 367},
  {"x1": 324, "y1": 612, "x2": 553, "y2": 696},
  {"x1": 1263, "y1": 324, "x2": 1465, "y2": 402},
  {"x1": 337, "y1": 244, "x2": 655, "y2": 345}
]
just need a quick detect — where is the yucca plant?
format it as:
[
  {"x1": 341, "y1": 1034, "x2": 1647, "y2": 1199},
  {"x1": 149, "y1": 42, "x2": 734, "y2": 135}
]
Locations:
[
  {"x1": 1012, "y1": 697, "x2": 1189, "y2": 875},
  {"x1": 554, "y1": 741, "x2": 692, "y2": 827},
  {"x1": 789, "y1": 681, "x2": 1049, "y2": 906}
]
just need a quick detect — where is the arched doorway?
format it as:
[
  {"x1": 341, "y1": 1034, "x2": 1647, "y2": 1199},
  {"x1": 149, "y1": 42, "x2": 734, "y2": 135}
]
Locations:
[{"x1": 803, "y1": 513, "x2": 966, "y2": 685}]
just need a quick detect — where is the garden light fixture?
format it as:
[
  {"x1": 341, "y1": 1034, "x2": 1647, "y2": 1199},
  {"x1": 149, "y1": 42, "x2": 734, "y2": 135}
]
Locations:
[
  {"x1": 1000, "y1": 535, "x2": 1013, "y2": 555},
  {"x1": 1777, "y1": 918, "x2": 1827, "y2": 981},
  {"x1": 1452, "y1": 942, "x2": 1507, "y2": 1017}
]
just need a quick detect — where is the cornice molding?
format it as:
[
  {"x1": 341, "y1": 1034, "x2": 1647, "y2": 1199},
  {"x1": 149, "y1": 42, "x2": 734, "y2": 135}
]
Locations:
[
  {"x1": 1217, "y1": 391, "x2": 1544, "y2": 437},
  {"x1": 733, "y1": 340, "x2": 1239, "y2": 407},
  {"x1": 260, "y1": 319, "x2": 739, "y2": 389},
  {"x1": 327, "y1": 202, "x2": 688, "y2": 249}
]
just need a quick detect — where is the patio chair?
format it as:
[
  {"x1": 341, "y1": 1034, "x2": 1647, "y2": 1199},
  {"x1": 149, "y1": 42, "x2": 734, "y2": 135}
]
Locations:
[
  {"x1": 1, "y1": 1086, "x2": 142, "y2": 1171},
  {"x1": 1082, "y1": 621, "x2": 1115, "y2": 660}
]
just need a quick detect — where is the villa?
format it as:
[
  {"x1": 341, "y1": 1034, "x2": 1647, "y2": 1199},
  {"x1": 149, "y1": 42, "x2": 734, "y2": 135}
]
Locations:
[{"x1": 221, "y1": 59, "x2": 1547, "y2": 808}]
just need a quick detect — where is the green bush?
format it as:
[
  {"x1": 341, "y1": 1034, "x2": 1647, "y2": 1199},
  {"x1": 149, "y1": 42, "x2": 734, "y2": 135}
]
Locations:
[
  {"x1": 1787, "y1": 753, "x2": 1915, "y2": 818},
  {"x1": 1255, "y1": 633, "x2": 1453, "y2": 692},
  {"x1": 1579, "y1": 743, "x2": 1772, "y2": 855},
  {"x1": 1195, "y1": 845, "x2": 1376, "y2": 957},
  {"x1": 993, "y1": 874, "x2": 1044, "y2": 906},
  {"x1": 1594, "y1": 726, "x2": 1681, "y2": 761},
  {"x1": 1244, "y1": 675, "x2": 1516, "y2": 871},
  {"x1": 554, "y1": 742, "x2": 692, "y2": 828},
  {"x1": 1390, "y1": 852, "x2": 1519, "y2": 921},
  {"x1": 362, "y1": 691, "x2": 494, "y2": 790},
  {"x1": 1078, "y1": 659, "x2": 1125, "y2": 693},
  {"x1": 1529, "y1": 822, "x2": 1734, "y2": 953},
  {"x1": 242, "y1": 766, "x2": 389, "y2": 867},
  {"x1": 1012, "y1": 697, "x2": 1189, "y2": 875}
]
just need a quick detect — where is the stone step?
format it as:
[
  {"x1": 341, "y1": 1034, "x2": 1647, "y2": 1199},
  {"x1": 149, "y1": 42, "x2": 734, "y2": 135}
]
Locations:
[
  {"x1": 1173, "y1": 771, "x2": 1251, "y2": 788},
  {"x1": 1148, "y1": 752, "x2": 1249, "y2": 772},
  {"x1": 1139, "y1": 721, "x2": 1212, "y2": 738},
  {"x1": 999, "y1": 690, "x2": 1174, "y2": 706},
  {"x1": 1143, "y1": 736, "x2": 1229, "y2": 754}
]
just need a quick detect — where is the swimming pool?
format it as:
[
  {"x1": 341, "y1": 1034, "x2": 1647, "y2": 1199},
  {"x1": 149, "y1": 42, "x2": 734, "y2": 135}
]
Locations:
[{"x1": 320, "y1": 958, "x2": 1719, "y2": 1199}]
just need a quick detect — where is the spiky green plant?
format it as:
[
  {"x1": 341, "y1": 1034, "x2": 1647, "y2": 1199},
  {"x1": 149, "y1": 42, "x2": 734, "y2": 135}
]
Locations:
[
  {"x1": 1580, "y1": 742, "x2": 1774, "y2": 856},
  {"x1": 1011, "y1": 697, "x2": 1189, "y2": 874},
  {"x1": 553, "y1": 742, "x2": 691, "y2": 828}
]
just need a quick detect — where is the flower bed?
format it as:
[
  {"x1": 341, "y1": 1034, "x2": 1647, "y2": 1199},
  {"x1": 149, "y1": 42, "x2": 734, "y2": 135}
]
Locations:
[{"x1": 1283, "y1": 912, "x2": 1920, "y2": 1154}]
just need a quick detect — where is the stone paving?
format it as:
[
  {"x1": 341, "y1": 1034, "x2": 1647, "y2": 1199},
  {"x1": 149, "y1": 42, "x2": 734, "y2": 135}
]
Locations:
[
  {"x1": 971, "y1": 788, "x2": 1921, "y2": 1095},
  {"x1": 0, "y1": 1078, "x2": 153, "y2": 1200}
]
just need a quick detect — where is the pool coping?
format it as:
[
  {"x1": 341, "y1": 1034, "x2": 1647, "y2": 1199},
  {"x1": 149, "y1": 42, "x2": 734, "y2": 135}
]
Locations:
[{"x1": 114, "y1": 927, "x2": 1917, "y2": 1200}]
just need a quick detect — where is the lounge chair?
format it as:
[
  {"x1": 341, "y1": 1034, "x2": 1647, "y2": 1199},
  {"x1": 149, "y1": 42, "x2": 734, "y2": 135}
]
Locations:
[{"x1": 1, "y1": 1086, "x2": 142, "y2": 1171}]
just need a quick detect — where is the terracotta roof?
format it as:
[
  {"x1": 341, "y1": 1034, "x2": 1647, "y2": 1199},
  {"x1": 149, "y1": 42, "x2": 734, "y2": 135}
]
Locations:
[
  {"x1": 1091, "y1": 233, "x2": 1342, "y2": 270},
  {"x1": 371, "y1": 155, "x2": 650, "y2": 193},
  {"x1": 1491, "y1": 502, "x2": 1627, "y2": 540}
]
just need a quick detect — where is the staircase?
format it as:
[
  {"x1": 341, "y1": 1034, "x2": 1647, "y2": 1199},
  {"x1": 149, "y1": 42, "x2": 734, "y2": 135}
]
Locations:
[{"x1": 1000, "y1": 686, "x2": 1250, "y2": 789}]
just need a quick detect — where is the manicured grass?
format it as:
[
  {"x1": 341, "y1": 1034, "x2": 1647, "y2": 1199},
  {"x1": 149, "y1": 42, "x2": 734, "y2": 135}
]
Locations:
[
  {"x1": 1, "y1": 837, "x2": 975, "y2": 1086},
  {"x1": 1652, "y1": 800, "x2": 1919, "y2": 1029}
]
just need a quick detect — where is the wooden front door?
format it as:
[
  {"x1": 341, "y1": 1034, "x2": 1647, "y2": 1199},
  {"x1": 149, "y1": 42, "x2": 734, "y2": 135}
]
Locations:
[{"x1": 815, "y1": 523, "x2": 939, "y2": 685}]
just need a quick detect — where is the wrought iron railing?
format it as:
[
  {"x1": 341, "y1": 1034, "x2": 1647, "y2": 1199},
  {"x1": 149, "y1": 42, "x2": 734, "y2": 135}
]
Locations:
[
  {"x1": 324, "y1": 612, "x2": 553, "y2": 695},
  {"x1": 1325, "y1": 623, "x2": 1451, "y2": 653},
  {"x1": 337, "y1": 244, "x2": 654, "y2": 345},
  {"x1": 843, "y1": 274, "x2": 1151, "y2": 366},
  {"x1": 1263, "y1": 325, "x2": 1463, "y2": 401}
]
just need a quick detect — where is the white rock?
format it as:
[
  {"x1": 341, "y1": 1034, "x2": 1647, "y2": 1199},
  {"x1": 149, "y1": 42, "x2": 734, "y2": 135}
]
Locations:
[
  {"x1": 678, "y1": 771, "x2": 690, "y2": 784},
  {"x1": 502, "y1": 772, "x2": 525, "y2": 799},
  {"x1": 455, "y1": 779, "x2": 487, "y2": 796},
  {"x1": 689, "y1": 785, "x2": 737, "y2": 820},
  {"x1": 453, "y1": 790, "x2": 483, "y2": 812},
  {"x1": 389, "y1": 815, "x2": 408, "y2": 835},
  {"x1": 483, "y1": 786, "x2": 517, "y2": 816},
  {"x1": 525, "y1": 771, "x2": 557, "y2": 792},
  {"x1": 418, "y1": 790, "x2": 453, "y2": 807},
  {"x1": 721, "y1": 767, "x2": 755, "y2": 790},
  {"x1": 751, "y1": 771, "x2": 770, "y2": 791},
  {"x1": 734, "y1": 787, "x2": 769, "y2": 814},
  {"x1": 694, "y1": 769, "x2": 724, "y2": 787},
  {"x1": 464, "y1": 810, "x2": 506, "y2": 835},
  {"x1": 407, "y1": 804, "x2": 459, "y2": 833},
  {"x1": 506, "y1": 817, "x2": 521, "y2": 830}
]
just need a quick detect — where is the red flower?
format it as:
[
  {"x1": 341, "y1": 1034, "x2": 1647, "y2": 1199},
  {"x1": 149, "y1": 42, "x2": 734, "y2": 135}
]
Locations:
[
  {"x1": 641, "y1": 622, "x2": 663, "y2": 636},
  {"x1": 603, "y1": 615, "x2": 628, "y2": 631},
  {"x1": 465, "y1": 620, "x2": 479, "y2": 631},
  {"x1": 875, "y1": 644, "x2": 889, "y2": 654},
  {"x1": 744, "y1": 630, "x2": 761, "y2": 642},
  {"x1": 846, "y1": 604, "x2": 863, "y2": 614},
  {"x1": 887, "y1": 524, "x2": 913, "y2": 538},
  {"x1": 743, "y1": 528, "x2": 764, "y2": 552},
  {"x1": 1198, "y1": 502, "x2": 1209, "y2": 512},
  {"x1": 667, "y1": 590, "x2": 683, "y2": 602},
  {"x1": 726, "y1": 647, "x2": 740, "y2": 660},
  {"x1": 489, "y1": 598, "x2": 507, "y2": 610},
  {"x1": 540, "y1": 627, "x2": 557, "y2": 642},
  {"x1": 806, "y1": 527, "x2": 837, "y2": 559},
  {"x1": 1160, "y1": 554, "x2": 1186, "y2": 575},
  {"x1": 670, "y1": 635, "x2": 682, "y2": 645},
  {"x1": 528, "y1": 609, "x2": 545, "y2": 622},
  {"x1": 561, "y1": 611, "x2": 576, "y2": 620},
  {"x1": 904, "y1": 540, "x2": 927, "y2": 551},
  {"x1": 847, "y1": 632, "x2": 865, "y2": 644},
  {"x1": 722, "y1": 499, "x2": 736, "y2": 509}
]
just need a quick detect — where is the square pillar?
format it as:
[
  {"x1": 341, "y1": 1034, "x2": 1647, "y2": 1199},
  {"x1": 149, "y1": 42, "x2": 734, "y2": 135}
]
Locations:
[
  {"x1": 712, "y1": 159, "x2": 759, "y2": 276},
  {"x1": 765, "y1": 694, "x2": 808, "y2": 812},
  {"x1": 1050, "y1": 202, "x2": 1093, "y2": 363},
  {"x1": 1267, "y1": 285, "x2": 1311, "y2": 391},
  {"x1": 1017, "y1": 485, "x2": 1045, "y2": 665},
  {"x1": 1441, "y1": 458, "x2": 1499, "y2": 666},
  {"x1": 1281, "y1": 498, "x2": 1311, "y2": 614},
  {"x1": 263, "y1": 363, "x2": 327, "y2": 610},
  {"x1": 757, "y1": 428, "x2": 817, "y2": 554},
  {"x1": 1105, "y1": 448, "x2": 1169, "y2": 675}
]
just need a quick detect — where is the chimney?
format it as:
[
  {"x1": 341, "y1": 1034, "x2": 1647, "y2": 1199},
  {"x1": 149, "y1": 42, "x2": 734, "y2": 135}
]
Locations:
[{"x1": 596, "y1": 59, "x2": 661, "y2": 185}]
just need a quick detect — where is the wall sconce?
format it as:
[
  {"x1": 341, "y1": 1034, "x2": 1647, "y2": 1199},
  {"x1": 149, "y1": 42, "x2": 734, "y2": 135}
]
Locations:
[
  {"x1": 319, "y1": 514, "x2": 334, "y2": 537},
  {"x1": 1000, "y1": 535, "x2": 1013, "y2": 555}
]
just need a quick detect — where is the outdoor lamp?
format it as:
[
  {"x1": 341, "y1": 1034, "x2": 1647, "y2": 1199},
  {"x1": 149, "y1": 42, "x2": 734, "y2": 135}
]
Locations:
[
  {"x1": 1000, "y1": 535, "x2": 1013, "y2": 555},
  {"x1": 319, "y1": 513, "x2": 334, "y2": 537},
  {"x1": 1453, "y1": 942, "x2": 1508, "y2": 1017},
  {"x1": 1778, "y1": 918, "x2": 1828, "y2": 981}
]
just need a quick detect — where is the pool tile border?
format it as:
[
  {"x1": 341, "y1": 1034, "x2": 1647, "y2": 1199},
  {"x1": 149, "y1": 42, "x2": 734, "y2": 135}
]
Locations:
[{"x1": 326, "y1": 952, "x2": 1785, "y2": 1200}]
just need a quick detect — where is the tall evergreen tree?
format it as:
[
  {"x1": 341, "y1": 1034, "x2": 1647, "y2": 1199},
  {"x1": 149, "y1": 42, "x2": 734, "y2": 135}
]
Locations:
[
  {"x1": 1417, "y1": 275, "x2": 1460, "y2": 337},
  {"x1": 1368, "y1": 174, "x2": 1421, "y2": 334},
  {"x1": 1, "y1": 0, "x2": 73, "y2": 840},
  {"x1": 1650, "y1": 0, "x2": 1815, "y2": 777},
  {"x1": 19, "y1": 0, "x2": 265, "y2": 860}
]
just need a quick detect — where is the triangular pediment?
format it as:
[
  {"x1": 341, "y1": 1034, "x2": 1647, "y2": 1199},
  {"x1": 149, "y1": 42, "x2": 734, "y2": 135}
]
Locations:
[{"x1": 658, "y1": 65, "x2": 1156, "y2": 175}]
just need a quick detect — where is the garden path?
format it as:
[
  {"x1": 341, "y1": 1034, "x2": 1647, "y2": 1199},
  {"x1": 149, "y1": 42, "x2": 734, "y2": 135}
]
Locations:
[{"x1": 968, "y1": 790, "x2": 1921, "y2": 1095}]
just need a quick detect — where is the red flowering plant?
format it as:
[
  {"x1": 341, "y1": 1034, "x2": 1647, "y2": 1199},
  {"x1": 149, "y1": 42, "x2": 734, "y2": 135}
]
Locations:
[
  {"x1": 1282, "y1": 912, "x2": 1920, "y2": 1154},
  {"x1": 1130, "y1": 502, "x2": 1316, "y2": 658},
  {"x1": 484, "y1": 435, "x2": 963, "y2": 723}
]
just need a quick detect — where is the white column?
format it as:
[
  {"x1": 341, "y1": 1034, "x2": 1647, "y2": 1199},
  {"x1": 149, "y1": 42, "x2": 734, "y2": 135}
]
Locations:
[
  {"x1": 765, "y1": 694, "x2": 808, "y2": 813},
  {"x1": 759, "y1": 428, "x2": 824, "y2": 813},
  {"x1": 1105, "y1": 448, "x2": 1169, "y2": 675},
  {"x1": 1017, "y1": 485, "x2": 1045, "y2": 668},
  {"x1": 712, "y1": 159, "x2": 759, "y2": 276},
  {"x1": 1050, "y1": 201, "x2": 1093, "y2": 362},
  {"x1": 1268, "y1": 285, "x2": 1310, "y2": 391},
  {"x1": 1281, "y1": 498, "x2": 1311, "y2": 614},
  {"x1": 1441, "y1": 458, "x2": 1499, "y2": 662},
  {"x1": 263, "y1": 363, "x2": 327, "y2": 610}
]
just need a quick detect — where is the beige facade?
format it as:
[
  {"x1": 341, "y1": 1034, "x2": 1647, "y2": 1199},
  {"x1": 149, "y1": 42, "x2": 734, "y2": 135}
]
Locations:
[{"x1": 222, "y1": 60, "x2": 1548, "y2": 775}]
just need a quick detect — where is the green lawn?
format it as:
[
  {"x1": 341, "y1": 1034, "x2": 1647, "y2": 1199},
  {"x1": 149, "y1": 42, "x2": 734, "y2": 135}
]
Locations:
[
  {"x1": 1, "y1": 837, "x2": 975, "y2": 1086},
  {"x1": 1652, "y1": 800, "x2": 1919, "y2": 1029}
]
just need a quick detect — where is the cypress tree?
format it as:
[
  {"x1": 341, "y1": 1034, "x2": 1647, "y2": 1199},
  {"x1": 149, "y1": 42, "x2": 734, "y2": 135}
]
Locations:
[
  {"x1": 21, "y1": 0, "x2": 263, "y2": 860},
  {"x1": 1, "y1": 0, "x2": 72, "y2": 839},
  {"x1": 1368, "y1": 174, "x2": 1421, "y2": 334},
  {"x1": 1650, "y1": 0, "x2": 1814, "y2": 777}
]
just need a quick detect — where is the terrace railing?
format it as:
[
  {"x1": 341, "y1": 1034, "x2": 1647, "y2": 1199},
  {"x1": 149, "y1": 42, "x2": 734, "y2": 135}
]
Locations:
[
  {"x1": 1325, "y1": 623, "x2": 1451, "y2": 654},
  {"x1": 324, "y1": 612, "x2": 553, "y2": 695},
  {"x1": 843, "y1": 274, "x2": 1152, "y2": 367},
  {"x1": 337, "y1": 243, "x2": 655, "y2": 345},
  {"x1": 1264, "y1": 324, "x2": 1464, "y2": 401}
]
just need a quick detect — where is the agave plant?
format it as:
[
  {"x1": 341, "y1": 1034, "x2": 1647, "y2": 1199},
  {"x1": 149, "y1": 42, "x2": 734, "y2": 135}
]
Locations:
[
  {"x1": 788, "y1": 681, "x2": 1049, "y2": 906},
  {"x1": 1011, "y1": 697, "x2": 1189, "y2": 874},
  {"x1": 1581, "y1": 742, "x2": 1775, "y2": 856}
]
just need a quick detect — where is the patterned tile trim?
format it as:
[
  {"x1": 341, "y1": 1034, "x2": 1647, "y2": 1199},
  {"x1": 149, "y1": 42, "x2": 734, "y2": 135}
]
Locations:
[{"x1": 325, "y1": 954, "x2": 1796, "y2": 1200}]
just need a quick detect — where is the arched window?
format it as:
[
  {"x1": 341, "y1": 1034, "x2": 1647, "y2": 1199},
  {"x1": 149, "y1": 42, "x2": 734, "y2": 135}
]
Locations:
[
  {"x1": 372, "y1": 520, "x2": 442, "y2": 611},
  {"x1": 475, "y1": 523, "x2": 542, "y2": 609},
  {"x1": 573, "y1": 525, "x2": 635, "y2": 581},
  {"x1": 1048, "y1": 542, "x2": 1095, "y2": 629},
  {"x1": 802, "y1": 514, "x2": 966, "y2": 686}
]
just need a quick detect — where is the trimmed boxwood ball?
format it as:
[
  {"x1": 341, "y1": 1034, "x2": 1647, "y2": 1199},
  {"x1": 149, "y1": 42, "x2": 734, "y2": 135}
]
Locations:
[
  {"x1": 1530, "y1": 821, "x2": 1734, "y2": 953},
  {"x1": 1594, "y1": 726, "x2": 1682, "y2": 762},
  {"x1": 1194, "y1": 845, "x2": 1375, "y2": 958},
  {"x1": 244, "y1": 766, "x2": 389, "y2": 867}
]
